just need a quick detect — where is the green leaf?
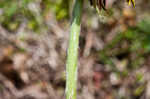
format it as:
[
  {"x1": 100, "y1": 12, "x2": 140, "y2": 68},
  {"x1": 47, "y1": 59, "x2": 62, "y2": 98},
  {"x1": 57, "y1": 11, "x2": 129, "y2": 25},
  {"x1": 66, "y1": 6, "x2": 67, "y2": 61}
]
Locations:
[
  {"x1": 137, "y1": 19, "x2": 150, "y2": 33},
  {"x1": 4, "y1": 2, "x2": 18, "y2": 18}
]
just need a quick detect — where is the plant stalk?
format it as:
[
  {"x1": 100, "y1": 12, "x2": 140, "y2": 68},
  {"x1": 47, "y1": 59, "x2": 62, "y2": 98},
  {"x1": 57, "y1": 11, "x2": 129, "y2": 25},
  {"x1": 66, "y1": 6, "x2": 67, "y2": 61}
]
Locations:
[{"x1": 65, "y1": 0, "x2": 83, "y2": 99}]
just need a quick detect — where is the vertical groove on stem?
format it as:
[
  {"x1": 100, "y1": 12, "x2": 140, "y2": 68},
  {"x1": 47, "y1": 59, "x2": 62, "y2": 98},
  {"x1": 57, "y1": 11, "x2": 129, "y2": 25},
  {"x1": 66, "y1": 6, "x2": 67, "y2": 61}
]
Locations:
[{"x1": 66, "y1": 0, "x2": 83, "y2": 99}]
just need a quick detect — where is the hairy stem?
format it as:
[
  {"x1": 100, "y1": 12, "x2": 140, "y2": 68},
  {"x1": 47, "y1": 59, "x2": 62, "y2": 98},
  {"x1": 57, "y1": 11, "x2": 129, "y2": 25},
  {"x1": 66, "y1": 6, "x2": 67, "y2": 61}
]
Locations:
[{"x1": 66, "y1": 0, "x2": 83, "y2": 99}]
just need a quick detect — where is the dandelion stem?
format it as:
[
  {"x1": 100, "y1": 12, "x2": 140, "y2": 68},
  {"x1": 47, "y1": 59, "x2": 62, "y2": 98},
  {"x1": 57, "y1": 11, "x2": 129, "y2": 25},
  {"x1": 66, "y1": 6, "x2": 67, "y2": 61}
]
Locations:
[{"x1": 66, "y1": 0, "x2": 83, "y2": 99}]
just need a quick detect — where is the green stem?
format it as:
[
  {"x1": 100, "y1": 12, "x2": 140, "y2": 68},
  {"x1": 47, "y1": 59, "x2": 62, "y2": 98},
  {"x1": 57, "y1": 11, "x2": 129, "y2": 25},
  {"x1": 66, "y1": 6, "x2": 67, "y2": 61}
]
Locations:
[{"x1": 66, "y1": 0, "x2": 83, "y2": 99}]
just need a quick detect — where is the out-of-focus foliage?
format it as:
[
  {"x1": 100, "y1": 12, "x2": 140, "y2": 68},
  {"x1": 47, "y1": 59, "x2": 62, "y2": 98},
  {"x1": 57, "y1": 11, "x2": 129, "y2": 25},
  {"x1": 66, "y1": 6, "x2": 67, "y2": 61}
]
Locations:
[
  {"x1": 0, "y1": 0, "x2": 70, "y2": 32},
  {"x1": 42, "y1": 0, "x2": 70, "y2": 20},
  {"x1": 100, "y1": 18, "x2": 150, "y2": 71},
  {"x1": 0, "y1": 0, "x2": 37, "y2": 32}
]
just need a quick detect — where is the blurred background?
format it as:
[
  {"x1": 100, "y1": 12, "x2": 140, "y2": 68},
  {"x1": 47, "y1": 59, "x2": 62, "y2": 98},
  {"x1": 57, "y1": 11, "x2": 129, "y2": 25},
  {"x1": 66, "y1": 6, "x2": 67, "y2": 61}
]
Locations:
[{"x1": 0, "y1": 0, "x2": 150, "y2": 99}]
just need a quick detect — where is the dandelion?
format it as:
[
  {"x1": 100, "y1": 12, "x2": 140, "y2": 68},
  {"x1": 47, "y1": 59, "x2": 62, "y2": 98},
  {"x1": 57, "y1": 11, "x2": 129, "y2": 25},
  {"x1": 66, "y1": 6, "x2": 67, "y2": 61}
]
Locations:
[
  {"x1": 89, "y1": 0, "x2": 135, "y2": 11},
  {"x1": 127, "y1": 0, "x2": 135, "y2": 7},
  {"x1": 89, "y1": 0, "x2": 106, "y2": 10}
]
